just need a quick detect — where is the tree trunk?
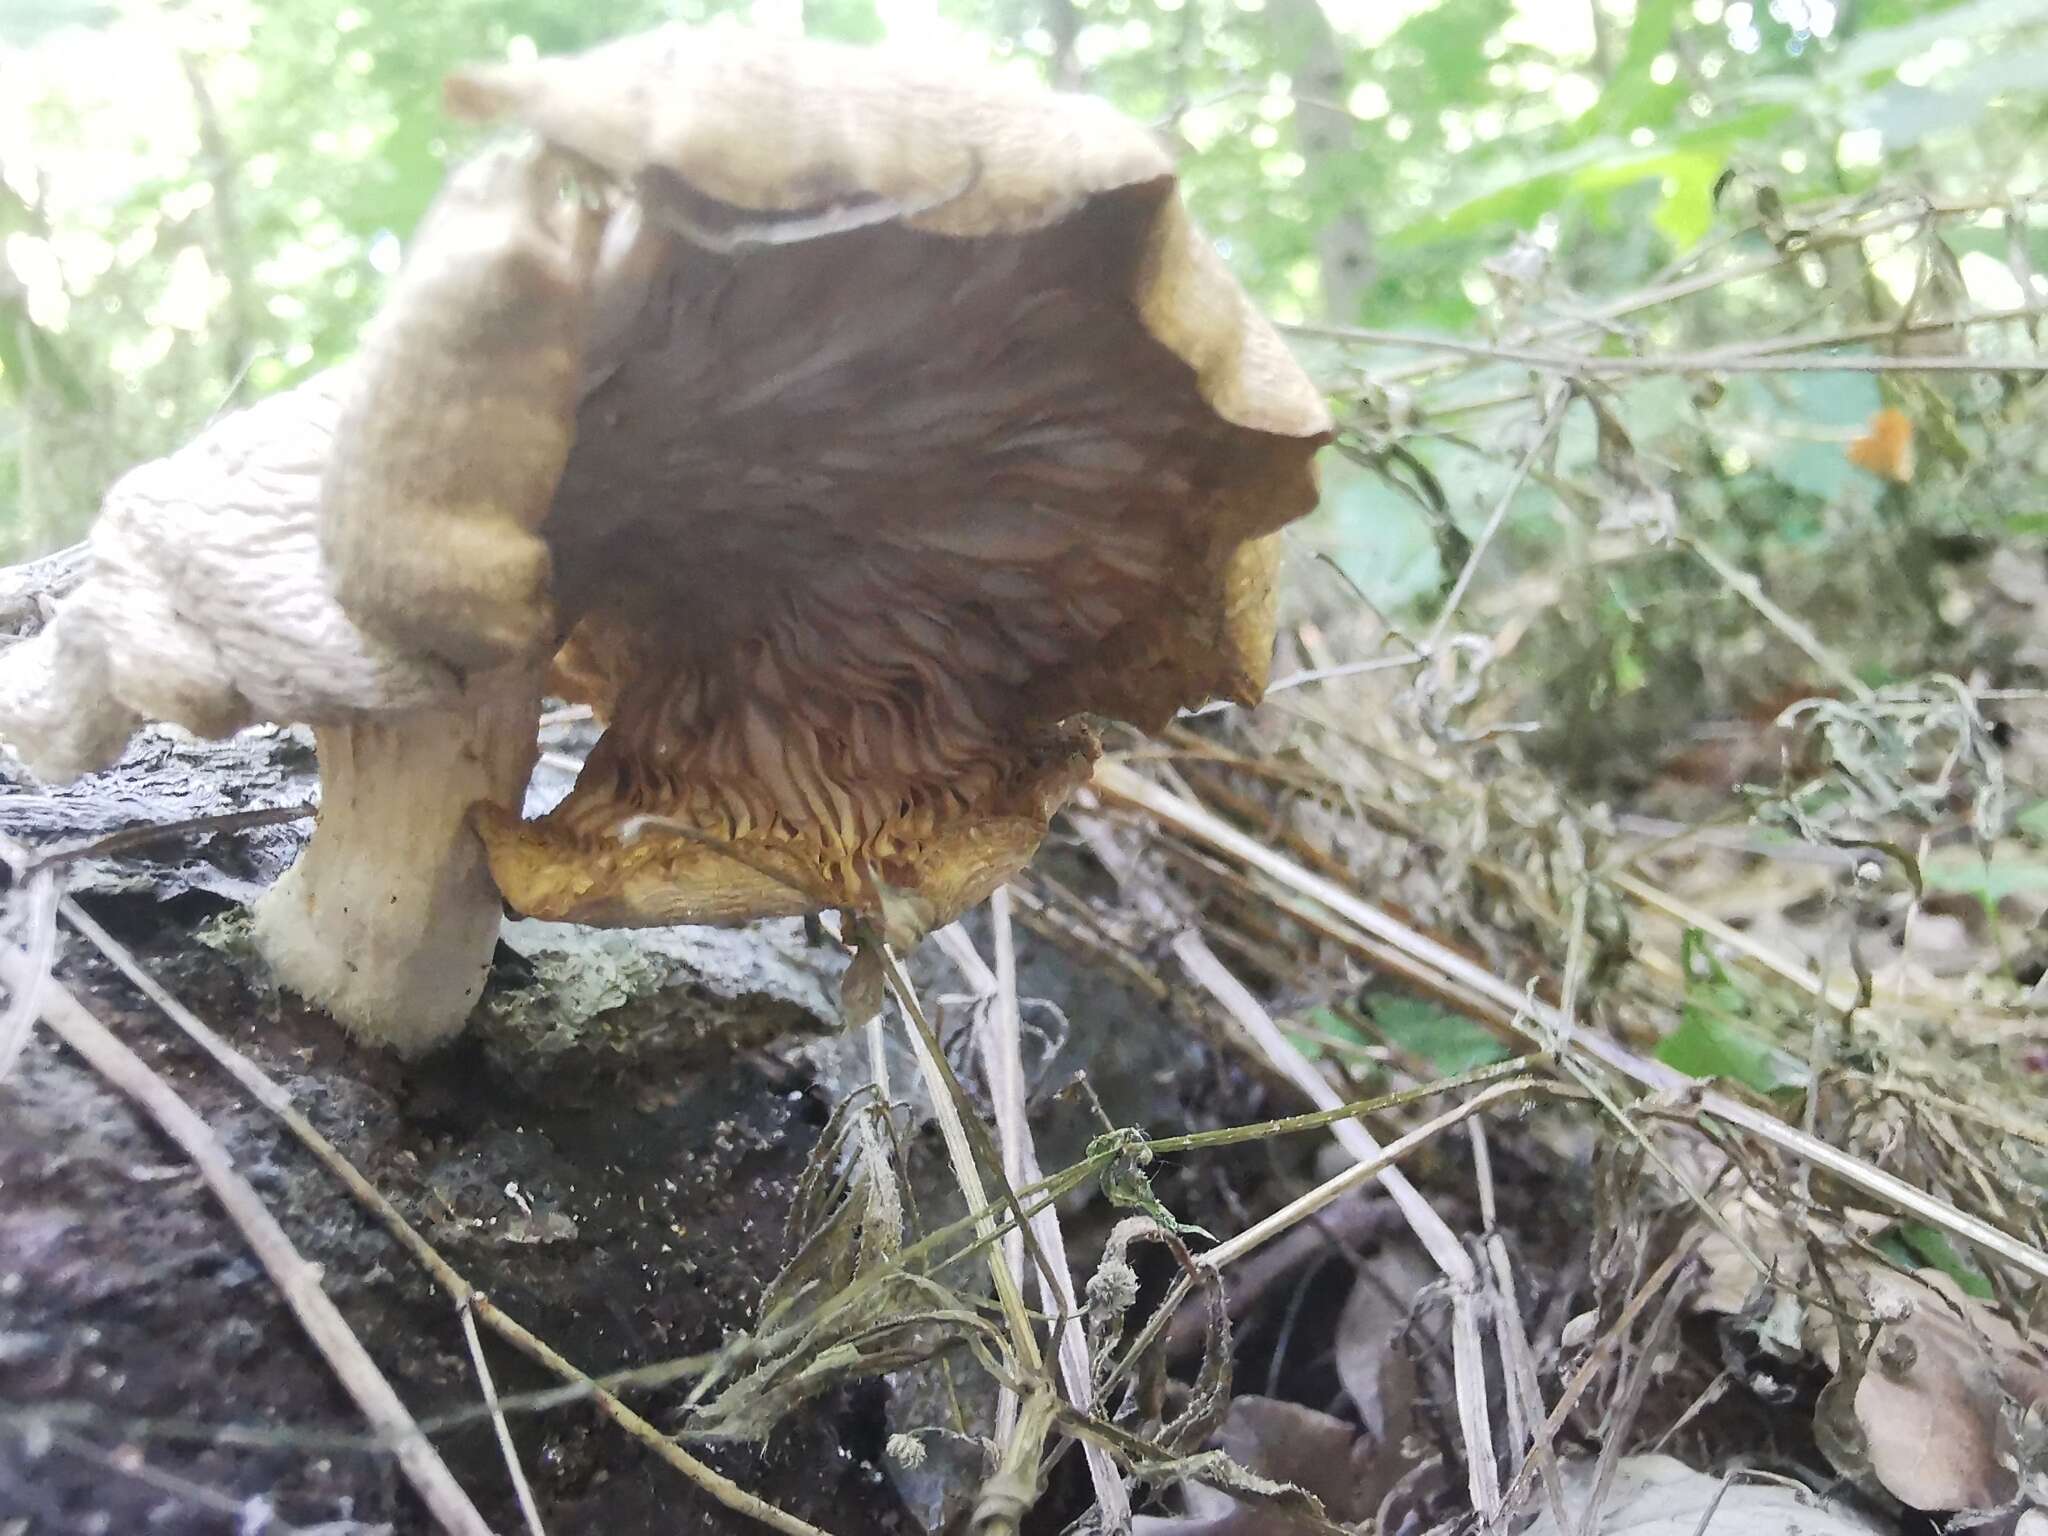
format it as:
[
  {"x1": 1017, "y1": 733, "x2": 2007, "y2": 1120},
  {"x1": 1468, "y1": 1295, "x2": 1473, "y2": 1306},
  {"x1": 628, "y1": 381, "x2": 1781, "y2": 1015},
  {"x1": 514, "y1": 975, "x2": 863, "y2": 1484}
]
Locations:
[{"x1": 1268, "y1": 0, "x2": 1374, "y2": 323}]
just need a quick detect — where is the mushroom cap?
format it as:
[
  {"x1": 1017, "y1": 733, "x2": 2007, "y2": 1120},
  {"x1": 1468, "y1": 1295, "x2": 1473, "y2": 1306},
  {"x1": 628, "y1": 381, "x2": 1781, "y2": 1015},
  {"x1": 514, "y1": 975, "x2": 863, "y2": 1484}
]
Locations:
[{"x1": 439, "y1": 25, "x2": 1334, "y2": 940}]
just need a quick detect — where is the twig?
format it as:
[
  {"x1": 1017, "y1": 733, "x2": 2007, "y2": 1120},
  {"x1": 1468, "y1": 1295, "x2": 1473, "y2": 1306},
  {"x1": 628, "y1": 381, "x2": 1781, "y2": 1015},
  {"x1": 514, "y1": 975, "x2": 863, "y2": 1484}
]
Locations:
[
  {"x1": 47, "y1": 1428, "x2": 316, "y2": 1532},
  {"x1": 1500, "y1": 1239, "x2": 1701, "y2": 1514},
  {"x1": 1180, "y1": 652, "x2": 1426, "y2": 716},
  {"x1": 1423, "y1": 386, "x2": 1571, "y2": 654},
  {"x1": 19, "y1": 803, "x2": 316, "y2": 874},
  {"x1": 1091, "y1": 761, "x2": 2048, "y2": 1284},
  {"x1": 1680, "y1": 535, "x2": 1873, "y2": 701},
  {"x1": 1610, "y1": 870, "x2": 1852, "y2": 1007},
  {"x1": 1202, "y1": 1080, "x2": 1541, "y2": 1269},
  {"x1": 1162, "y1": 1191, "x2": 1401, "y2": 1357},
  {"x1": 458, "y1": 1294, "x2": 548, "y2": 1536},
  {"x1": 875, "y1": 947, "x2": 1046, "y2": 1375},
  {"x1": 1304, "y1": 328, "x2": 2048, "y2": 379},
  {"x1": 1610, "y1": 813, "x2": 1863, "y2": 868},
  {"x1": 55, "y1": 898, "x2": 840, "y2": 1536},
  {"x1": 1471, "y1": 1120, "x2": 1572, "y2": 1536},
  {"x1": 0, "y1": 940, "x2": 495, "y2": 1536},
  {"x1": 1295, "y1": 303, "x2": 2048, "y2": 368},
  {"x1": 0, "y1": 857, "x2": 56, "y2": 1082},
  {"x1": 1572, "y1": 1260, "x2": 1698, "y2": 1536}
]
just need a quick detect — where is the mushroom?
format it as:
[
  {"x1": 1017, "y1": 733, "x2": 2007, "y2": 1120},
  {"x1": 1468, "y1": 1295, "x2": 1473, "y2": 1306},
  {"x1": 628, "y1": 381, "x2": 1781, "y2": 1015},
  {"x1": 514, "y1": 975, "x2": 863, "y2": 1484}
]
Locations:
[
  {"x1": 447, "y1": 27, "x2": 1333, "y2": 938},
  {"x1": 0, "y1": 144, "x2": 594, "y2": 1053},
  {"x1": 0, "y1": 25, "x2": 1331, "y2": 1052}
]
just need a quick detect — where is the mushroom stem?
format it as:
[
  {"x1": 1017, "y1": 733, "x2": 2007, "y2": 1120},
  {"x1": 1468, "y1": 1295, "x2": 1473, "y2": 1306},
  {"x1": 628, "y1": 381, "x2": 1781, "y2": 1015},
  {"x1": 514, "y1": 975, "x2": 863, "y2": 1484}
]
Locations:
[{"x1": 251, "y1": 668, "x2": 540, "y2": 1054}]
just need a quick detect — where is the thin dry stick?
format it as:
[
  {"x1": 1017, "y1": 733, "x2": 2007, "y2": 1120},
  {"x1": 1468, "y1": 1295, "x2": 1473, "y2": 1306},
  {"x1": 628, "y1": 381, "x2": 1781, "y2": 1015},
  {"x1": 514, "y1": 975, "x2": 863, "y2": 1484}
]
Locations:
[
  {"x1": 0, "y1": 942, "x2": 494, "y2": 1536},
  {"x1": 934, "y1": 908, "x2": 1131, "y2": 1529},
  {"x1": 1500, "y1": 1239, "x2": 1702, "y2": 1515},
  {"x1": 934, "y1": 923, "x2": 1024, "y2": 1446},
  {"x1": 1469, "y1": 1126, "x2": 1526, "y2": 1460},
  {"x1": 56, "y1": 899, "x2": 838, "y2": 1536},
  {"x1": 458, "y1": 1295, "x2": 548, "y2": 1536},
  {"x1": 1299, "y1": 303, "x2": 2048, "y2": 367},
  {"x1": 1470, "y1": 1119, "x2": 1572, "y2": 1536},
  {"x1": 0, "y1": 860, "x2": 56, "y2": 1081},
  {"x1": 1181, "y1": 652, "x2": 1427, "y2": 716},
  {"x1": 1572, "y1": 1261, "x2": 1698, "y2": 1536},
  {"x1": 1091, "y1": 761, "x2": 2048, "y2": 1285},
  {"x1": 1372, "y1": 339, "x2": 2048, "y2": 378},
  {"x1": 1423, "y1": 385, "x2": 1572, "y2": 654},
  {"x1": 1355, "y1": 194, "x2": 2033, "y2": 388},
  {"x1": 1681, "y1": 535, "x2": 1872, "y2": 701},
  {"x1": 1202, "y1": 1079, "x2": 1541, "y2": 1269},
  {"x1": 1071, "y1": 810, "x2": 1505, "y2": 1511},
  {"x1": 1170, "y1": 928, "x2": 1504, "y2": 1517},
  {"x1": 1613, "y1": 869, "x2": 1854, "y2": 1008},
  {"x1": 20, "y1": 803, "x2": 316, "y2": 873},
  {"x1": 46, "y1": 1429, "x2": 307, "y2": 1531}
]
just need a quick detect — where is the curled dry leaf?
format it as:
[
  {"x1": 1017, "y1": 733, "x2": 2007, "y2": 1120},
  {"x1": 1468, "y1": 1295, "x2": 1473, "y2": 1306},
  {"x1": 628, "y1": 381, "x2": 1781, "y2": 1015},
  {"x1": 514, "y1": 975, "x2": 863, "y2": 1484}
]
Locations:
[
  {"x1": 1817, "y1": 1268, "x2": 2048, "y2": 1514},
  {"x1": 1694, "y1": 1191, "x2": 2048, "y2": 1513},
  {"x1": 1333, "y1": 1240, "x2": 1437, "y2": 1445},
  {"x1": 1132, "y1": 1397, "x2": 1388, "y2": 1536}
]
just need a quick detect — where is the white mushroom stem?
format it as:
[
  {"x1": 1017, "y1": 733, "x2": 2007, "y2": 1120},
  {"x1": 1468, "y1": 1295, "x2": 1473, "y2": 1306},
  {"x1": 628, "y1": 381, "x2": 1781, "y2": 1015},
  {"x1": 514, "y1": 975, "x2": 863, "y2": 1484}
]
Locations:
[{"x1": 252, "y1": 669, "x2": 540, "y2": 1055}]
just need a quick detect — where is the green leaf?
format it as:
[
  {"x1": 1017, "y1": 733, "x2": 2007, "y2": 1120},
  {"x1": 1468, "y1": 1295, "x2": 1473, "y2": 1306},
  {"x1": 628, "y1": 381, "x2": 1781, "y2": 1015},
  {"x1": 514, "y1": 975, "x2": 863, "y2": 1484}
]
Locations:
[
  {"x1": 1727, "y1": 371, "x2": 1883, "y2": 502},
  {"x1": 1367, "y1": 997, "x2": 1512, "y2": 1076},
  {"x1": 1824, "y1": 0, "x2": 2048, "y2": 83},
  {"x1": 0, "y1": 0, "x2": 115, "y2": 46},
  {"x1": 2015, "y1": 801, "x2": 2048, "y2": 844},
  {"x1": 1895, "y1": 1223, "x2": 1996, "y2": 1299},
  {"x1": 1577, "y1": 0, "x2": 1680, "y2": 135},
  {"x1": 1385, "y1": 107, "x2": 1794, "y2": 247},
  {"x1": 0, "y1": 299, "x2": 91, "y2": 411},
  {"x1": 1313, "y1": 459, "x2": 1446, "y2": 615},
  {"x1": 1658, "y1": 930, "x2": 1806, "y2": 1094},
  {"x1": 1650, "y1": 151, "x2": 1725, "y2": 247},
  {"x1": 1922, "y1": 852, "x2": 2048, "y2": 904},
  {"x1": 1656, "y1": 1010, "x2": 1806, "y2": 1094}
]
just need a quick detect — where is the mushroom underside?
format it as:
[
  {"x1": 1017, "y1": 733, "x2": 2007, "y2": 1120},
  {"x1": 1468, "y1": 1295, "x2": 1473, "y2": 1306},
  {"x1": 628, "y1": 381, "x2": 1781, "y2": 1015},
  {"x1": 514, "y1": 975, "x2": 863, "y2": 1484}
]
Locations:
[{"x1": 475, "y1": 185, "x2": 1318, "y2": 934}]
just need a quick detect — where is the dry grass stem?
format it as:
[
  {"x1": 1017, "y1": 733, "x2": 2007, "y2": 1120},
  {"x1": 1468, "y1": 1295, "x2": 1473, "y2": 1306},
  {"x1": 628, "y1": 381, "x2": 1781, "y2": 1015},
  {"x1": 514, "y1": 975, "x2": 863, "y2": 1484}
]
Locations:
[
  {"x1": 1472, "y1": 1119, "x2": 1573, "y2": 1535},
  {"x1": 1499, "y1": 1240, "x2": 1703, "y2": 1514},
  {"x1": 935, "y1": 903, "x2": 1131, "y2": 1527},
  {"x1": 1680, "y1": 535, "x2": 1873, "y2": 700},
  {"x1": 1423, "y1": 385, "x2": 1572, "y2": 654},
  {"x1": 19, "y1": 803, "x2": 317, "y2": 874},
  {"x1": 1202, "y1": 1079, "x2": 1542, "y2": 1269},
  {"x1": 458, "y1": 1294, "x2": 549, "y2": 1536},
  {"x1": 876, "y1": 946, "x2": 1046, "y2": 1374}
]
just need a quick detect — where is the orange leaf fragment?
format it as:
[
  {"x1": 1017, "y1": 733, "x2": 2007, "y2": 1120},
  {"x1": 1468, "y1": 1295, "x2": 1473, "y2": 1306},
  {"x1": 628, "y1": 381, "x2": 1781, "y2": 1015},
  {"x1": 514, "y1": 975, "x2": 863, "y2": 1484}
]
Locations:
[{"x1": 1847, "y1": 406, "x2": 1915, "y2": 485}]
